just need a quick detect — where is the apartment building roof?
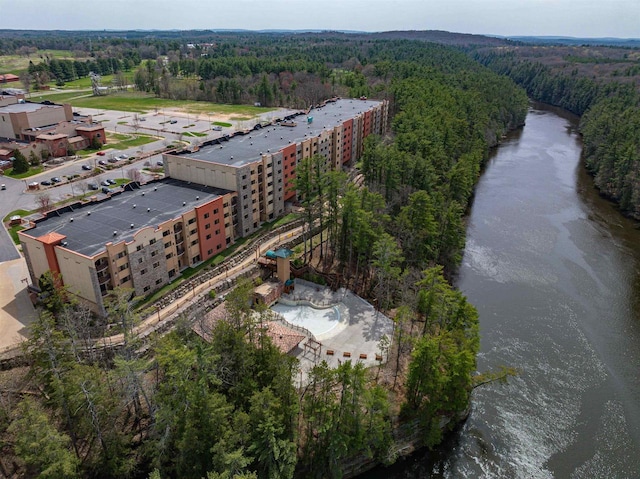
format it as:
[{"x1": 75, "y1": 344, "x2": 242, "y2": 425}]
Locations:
[
  {"x1": 0, "y1": 102, "x2": 60, "y2": 114},
  {"x1": 24, "y1": 178, "x2": 232, "y2": 257},
  {"x1": 176, "y1": 98, "x2": 382, "y2": 168}
]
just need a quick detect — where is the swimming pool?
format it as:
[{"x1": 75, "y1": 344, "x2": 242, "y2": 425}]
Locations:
[{"x1": 271, "y1": 302, "x2": 341, "y2": 337}]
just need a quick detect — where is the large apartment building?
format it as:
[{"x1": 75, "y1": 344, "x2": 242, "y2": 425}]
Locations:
[
  {"x1": 19, "y1": 97, "x2": 387, "y2": 315},
  {"x1": 163, "y1": 97, "x2": 388, "y2": 237}
]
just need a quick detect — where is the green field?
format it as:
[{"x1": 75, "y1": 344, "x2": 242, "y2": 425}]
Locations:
[
  {"x1": 0, "y1": 50, "x2": 91, "y2": 76},
  {"x1": 105, "y1": 132, "x2": 158, "y2": 150},
  {"x1": 31, "y1": 91, "x2": 275, "y2": 117}
]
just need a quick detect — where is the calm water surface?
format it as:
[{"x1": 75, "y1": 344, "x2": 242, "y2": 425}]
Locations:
[{"x1": 370, "y1": 105, "x2": 640, "y2": 478}]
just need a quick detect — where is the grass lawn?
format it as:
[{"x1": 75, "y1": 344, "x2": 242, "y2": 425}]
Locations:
[
  {"x1": 213, "y1": 121, "x2": 233, "y2": 127},
  {"x1": 29, "y1": 91, "x2": 92, "y2": 103},
  {"x1": 105, "y1": 132, "x2": 158, "y2": 150},
  {"x1": 3, "y1": 210, "x2": 32, "y2": 222},
  {"x1": 184, "y1": 131, "x2": 207, "y2": 137},
  {"x1": 50, "y1": 74, "x2": 117, "y2": 90},
  {"x1": 7, "y1": 224, "x2": 25, "y2": 245},
  {"x1": 5, "y1": 166, "x2": 44, "y2": 179},
  {"x1": 52, "y1": 91, "x2": 275, "y2": 117}
]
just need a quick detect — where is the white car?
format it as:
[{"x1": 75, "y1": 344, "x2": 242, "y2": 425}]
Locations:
[{"x1": 118, "y1": 154, "x2": 129, "y2": 160}]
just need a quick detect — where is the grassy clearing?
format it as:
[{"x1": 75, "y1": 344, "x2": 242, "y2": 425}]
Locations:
[
  {"x1": 28, "y1": 91, "x2": 92, "y2": 103},
  {"x1": 5, "y1": 166, "x2": 44, "y2": 179},
  {"x1": 47, "y1": 91, "x2": 275, "y2": 117},
  {"x1": 213, "y1": 121, "x2": 233, "y2": 127},
  {"x1": 0, "y1": 50, "x2": 89, "y2": 75},
  {"x1": 51, "y1": 74, "x2": 117, "y2": 90},
  {"x1": 105, "y1": 132, "x2": 157, "y2": 150}
]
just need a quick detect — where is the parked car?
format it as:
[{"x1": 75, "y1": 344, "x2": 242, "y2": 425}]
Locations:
[
  {"x1": 51, "y1": 177, "x2": 62, "y2": 183},
  {"x1": 118, "y1": 154, "x2": 129, "y2": 160},
  {"x1": 96, "y1": 151, "x2": 106, "y2": 156},
  {"x1": 82, "y1": 164, "x2": 92, "y2": 171},
  {"x1": 101, "y1": 180, "x2": 110, "y2": 186},
  {"x1": 213, "y1": 126, "x2": 223, "y2": 131},
  {"x1": 156, "y1": 161, "x2": 164, "y2": 166},
  {"x1": 106, "y1": 179, "x2": 116, "y2": 185},
  {"x1": 101, "y1": 186, "x2": 111, "y2": 194},
  {"x1": 169, "y1": 119, "x2": 177, "y2": 124},
  {"x1": 40, "y1": 180, "x2": 52, "y2": 186},
  {"x1": 108, "y1": 157, "x2": 118, "y2": 163},
  {"x1": 1, "y1": 184, "x2": 6, "y2": 190},
  {"x1": 98, "y1": 160, "x2": 107, "y2": 166},
  {"x1": 88, "y1": 183, "x2": 99, "y2": 190}
]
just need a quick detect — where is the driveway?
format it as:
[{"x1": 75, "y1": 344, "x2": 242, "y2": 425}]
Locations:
[{"x1": 0, "y1": 258, "x2": 36, "y2": 351}]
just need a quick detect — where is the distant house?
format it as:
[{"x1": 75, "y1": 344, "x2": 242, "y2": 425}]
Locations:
[{"x1": 0, "y1": 74, "x2": 20, "y2": 84}]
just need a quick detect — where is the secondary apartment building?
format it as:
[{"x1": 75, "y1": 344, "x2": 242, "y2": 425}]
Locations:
[
  {"x1": 0, "y1": 95, "x2": 105, "y2": 158},
  {"x1": 19, "y1": 179, "x2": 236, "y2": 316},
  {"x1": 163, "y1": 97, "x2": 388, "y2": 237},
  {"x1": 19, "y1": 98, "x2": 387, "y2": 315}
]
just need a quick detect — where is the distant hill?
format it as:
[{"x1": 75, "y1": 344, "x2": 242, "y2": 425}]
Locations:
[{"x1": 507, "y1": 36, "x2": 640, "y2": 47}]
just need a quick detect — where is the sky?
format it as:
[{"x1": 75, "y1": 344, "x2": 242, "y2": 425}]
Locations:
[{"x1": 1, "y1": 0, "x2": 638, "y2": 38}]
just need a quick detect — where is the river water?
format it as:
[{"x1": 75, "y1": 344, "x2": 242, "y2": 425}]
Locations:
[{"x1": 370, "y1": 104, "x2": 640, "y2": 478}]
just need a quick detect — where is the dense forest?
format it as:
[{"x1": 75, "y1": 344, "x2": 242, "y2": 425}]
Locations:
[
  {"x1": 474, "y1": 47, "x2": 640, "y2": 219},
  {"x1": 0, "y1": 33, "x2": 528, "y2": 478}
]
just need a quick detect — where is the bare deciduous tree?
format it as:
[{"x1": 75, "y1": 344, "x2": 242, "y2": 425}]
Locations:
[{"x1": 36, "y1": 193, "x2": 52, "y2": 213}]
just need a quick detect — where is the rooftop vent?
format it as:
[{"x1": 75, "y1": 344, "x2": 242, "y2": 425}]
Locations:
[
  {"x1": 87, "y1": 211, "x2": 91, "y2": 215},
  {"x1": 196, "y1": 196, "x2": 199, "y2": 200},
  {"x1": 130, "y1": 223, "x2": 134, "y2": 229},
  {"x1": 182, "y1": 202, "x2": 186, "y2": 206},
  {"x1": 142, "y1": 192, "x2": 145, "y2": 196},
  {"x1": 154, "y1": 186, "x2": 157, "y2": 191},
  {"x1": 147, "y1": 207, "x2": 151, "y2": 212},
  {"x1": 113, "y1": 231, "x2": 117, "y2": 236},
  {"x1": 70, "y1": 218, "x2": 74, "y2": 222},
  {"x1": 133, "y1": 204, "x2": 136, "y2": 208}
]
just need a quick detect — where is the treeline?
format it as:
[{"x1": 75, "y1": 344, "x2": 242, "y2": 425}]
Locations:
[{"x1": 475, "y1": 50, "x2": 640, "y2": 219}]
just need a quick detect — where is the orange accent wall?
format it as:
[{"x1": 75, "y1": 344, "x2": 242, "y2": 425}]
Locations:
[
  {"x1": 43, "y1": 243, "x2": 61, "y2": 276},
  {"x1": 342, "y1": 119, "x2": 353, "y2": 164},
  {"x1": 282, "y1": 143, "x2": 297, "y2": 201},
  {"x1": 196, "y1": 196, "x2": 228, "y2": 261},
  {"x1": 363, "y1": 110, "x2": 372, "y2": 137}
]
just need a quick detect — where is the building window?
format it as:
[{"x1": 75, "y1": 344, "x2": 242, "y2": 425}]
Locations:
[
  {"x1": 214, "y1": 219, "x2": 220, "y2": 225},
  {"x1": 206, "y1": 234, "x2": 212, "y2": 240},
  {"x1": 213, "y1": 208, "x2": 219, "y2": 214},
  {"x1": 205, "y1": 223, "x2": 211, "y2": 230},
  {"x1": 163, "y1": 230, "x2": 170, "y2": 237},
  {"x1": 138, "y1": 258, "x2": 143, "y2": 264},
  {"x1": 151, "y1": 251, "x2": 158, "y2": 257},
  {"x1": 153, "y1": 262, "x2": 160, "y2": 269},
  {"x1": 155, "y1": 278, "x2": 163, "y2": 285},
  {"x1": 120, "y1": 276, "x2": 130, "y2": 284},
  {"x1": 164, "y1": 241, "x2": 171, "y2": 248},
  {"x1": 204, "y1": 212, "x2": 210, "y2": 219},
  {"x1": 143, "y1": 285, "x2": 151, "y2": 292},
  {"x1": 140, "y1": 268, "x2": 147, "y2": 275},
  {"x1": 207, "y1": 249, "x2": 213, "y2": 255},
  {"x1": 217, "y1": 244, "x2": 222, "y2": 250},
  {"x1": 168, "y1": 269, "x2": 176, "y2": 278},
  {"x1": 188, "y1": 218, "x2": 196, "y2": 225},
  {"x1": 136, "y1": 245, "x2": 142, "y2": 252},
  {"x1": 166, "y1": 253, "x2": 173, "y2": 259},
  {"x1": 191, "y1": 239, "x2": 198, "y2": 246},
  {"x1": 215, "y1": 229, "x2": 220, "y2": 235},
  {"x1": 149, "y1": 238, "x2": 156, "y2": 245}
]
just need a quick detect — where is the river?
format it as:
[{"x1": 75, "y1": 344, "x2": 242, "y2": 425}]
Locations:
[{"x1": 369, "y1": 104, "x2": 640, "y2": 478}]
